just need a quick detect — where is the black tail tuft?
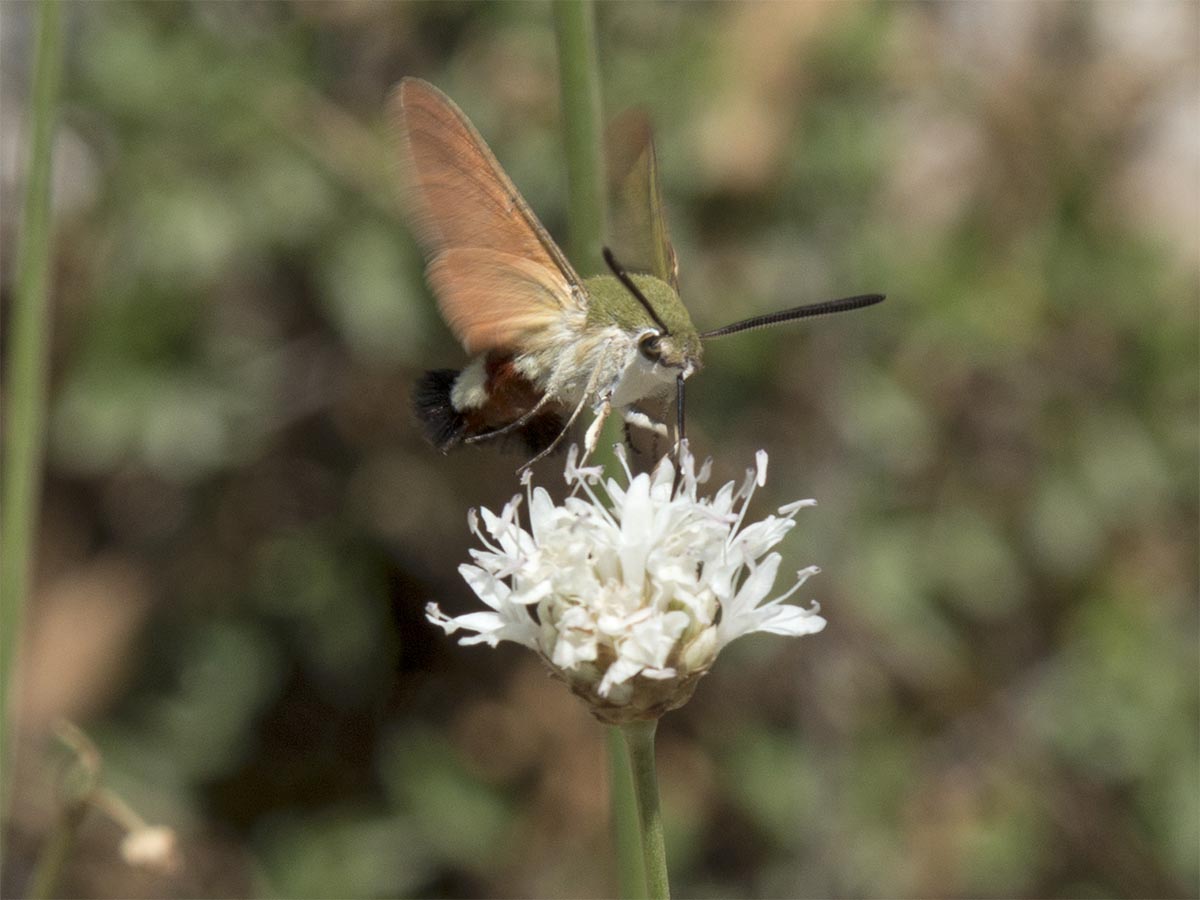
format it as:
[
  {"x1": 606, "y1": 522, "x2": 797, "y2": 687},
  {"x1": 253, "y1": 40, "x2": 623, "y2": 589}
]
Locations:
[{"x1": 414, "y1": 369, "x2": 467, "y2": 452}]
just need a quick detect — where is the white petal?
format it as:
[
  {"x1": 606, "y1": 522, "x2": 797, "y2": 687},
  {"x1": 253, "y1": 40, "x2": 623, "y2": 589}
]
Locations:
[
  {"x1": 735, "y1": 516, "x2": 796, "y2": 558},
  {"x1": 529, "y1": 487, "x2": 558, "y2": 542},
  {"x1": 478, "y1": 506, "x2": 513, "y2": 552},
  {"x1": 620, "y1": 610, "x2": 689, "y2": 669},
  {"x1": 453, "y1": 616, "x2": 512, "y2": 644},
  {"x1": 510, "y1": 578, "x2": 553, "y2": 606},
  {"x1": 458, "y1": 564, "x2": 510, "y2": 609},
  {"x1": 734, "y1": 553, "x2": 783, "y2": 611},
  {"x1": 598, "y1": 657, "x2": 643, "y2": 696},
  {"x1": 651, "y1": 453, "x2": 677, "y2": 490},
  {"x1": 426, "y1": 603, "x2": 536, "y2": 649},
  {"x1": 617, "y1": 475, "x2": 654, "y2": 593},
  {"x1": 716, "y1": 553, "x2": 783, "y2": 645},
  {"x1": 749, "y1": 603, "x2": 827, "y2": 636},
  {"x1": 550, "y1": 612, "x2": 599, "y2": 668},
  {"x1": 710, "y1": 481, "x2": 736, "y2": 516}
]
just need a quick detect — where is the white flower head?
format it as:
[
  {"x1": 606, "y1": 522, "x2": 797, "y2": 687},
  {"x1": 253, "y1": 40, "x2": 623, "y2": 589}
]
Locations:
[{"x1": 426, "y1": 443, "x2": 826, "y2": 723}]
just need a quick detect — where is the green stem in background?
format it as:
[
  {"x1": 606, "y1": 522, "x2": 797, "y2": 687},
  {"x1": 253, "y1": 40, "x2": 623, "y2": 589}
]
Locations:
[
  {"x1": 554, "y1": 0, "x2": 606, "y2": 277},
  {"x1": 554, "y1": 6, "x2": 646, "y2": 897},
  {"x1": 621, "y1": 720, "x2": 670, "y2": 899},
  {"x1": 1, "y1": 0, "x2": 65, "y2": 815}
]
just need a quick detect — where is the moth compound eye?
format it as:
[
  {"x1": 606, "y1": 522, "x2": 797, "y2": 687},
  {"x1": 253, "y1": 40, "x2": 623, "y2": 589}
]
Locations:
[{"x1": 639, "y1": 333, "x2": 662, "y2": 362}]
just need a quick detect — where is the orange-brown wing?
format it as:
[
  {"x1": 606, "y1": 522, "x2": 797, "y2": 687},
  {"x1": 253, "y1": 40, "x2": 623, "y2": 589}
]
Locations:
[
  {"x1": 606, "y1": 108, "x2": 678, "y2": 290},
  {"x1": 390, "y1": 77, "x2": 585, "y2": 353},
  {"x1": 427, "y1": 249, "x2": 577, "y2": 355}
]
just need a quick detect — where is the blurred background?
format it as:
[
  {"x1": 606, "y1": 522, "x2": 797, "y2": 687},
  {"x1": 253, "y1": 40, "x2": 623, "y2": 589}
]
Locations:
[{"x1": 1, "y1": 2, "x2": 1197, "y2": 897}]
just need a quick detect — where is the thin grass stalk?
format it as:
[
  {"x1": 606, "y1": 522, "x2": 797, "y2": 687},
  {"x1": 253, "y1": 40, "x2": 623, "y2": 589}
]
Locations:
[
  {"x1": 553, "y1": 5, "x2": 650, "y2": 897},
  {"x1": 0, "y1": 0, "x2": 65, "y2": 817}
]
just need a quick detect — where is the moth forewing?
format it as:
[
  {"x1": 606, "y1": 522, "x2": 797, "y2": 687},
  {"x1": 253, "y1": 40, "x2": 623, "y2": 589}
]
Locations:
[
  {"x1": 394, "y1": 79, "x2": 699, "y2": 465},
  {"x1": 394, "y1": 79, "x2": 593, "y2": 457},
  {"x1": 426, "y1": 249, "x2": 580, "y2": 355},
  {"x1": 391, "y1": 78, "x2": 582, "y2": 283}
]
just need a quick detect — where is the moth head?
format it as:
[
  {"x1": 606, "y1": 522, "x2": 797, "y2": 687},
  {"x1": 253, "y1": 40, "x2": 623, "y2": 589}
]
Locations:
[{"x1": 603, "y1": 248, "x2": 701, "y2": 376}]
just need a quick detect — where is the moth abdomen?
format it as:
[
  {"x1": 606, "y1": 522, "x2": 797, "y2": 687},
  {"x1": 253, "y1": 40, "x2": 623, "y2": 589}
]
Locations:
[{"x1": 414, "y1": 355, "x2": 565, "y2": 456}]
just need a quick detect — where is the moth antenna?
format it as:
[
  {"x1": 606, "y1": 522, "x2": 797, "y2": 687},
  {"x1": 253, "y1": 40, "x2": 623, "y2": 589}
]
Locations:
[
  {"x1": 700, "y1": 293, "x2": 885, "y2": 339},
  {"x1": 603, "y1": 246, "x2": 671, "y2": 335}
]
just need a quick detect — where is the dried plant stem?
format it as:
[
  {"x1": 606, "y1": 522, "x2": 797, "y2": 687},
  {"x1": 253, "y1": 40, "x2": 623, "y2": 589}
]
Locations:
[
  {"x1": 1, "y1": 0, "x2": 64, "y2": 815},
  {"x1": 28, "y1": 723, "x2": 102, "y2": 900},
  {"x1": 621, "y1": 720, "x2": 670, "y2": 899},
  {"x1": 28, "y1": 795, "x2": 90, "y2": 900}
]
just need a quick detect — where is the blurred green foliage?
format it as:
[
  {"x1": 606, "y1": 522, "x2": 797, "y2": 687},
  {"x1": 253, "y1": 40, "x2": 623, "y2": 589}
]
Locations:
[{"x1": 1, "y1": 2, "x2": 1196, "y2": 898}]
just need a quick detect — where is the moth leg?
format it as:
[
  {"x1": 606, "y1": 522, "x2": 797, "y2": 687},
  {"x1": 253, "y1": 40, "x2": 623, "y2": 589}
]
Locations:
[
  {"x1": 621, "y1": 408, "x2": 668, "y2": 438},
  {"x1": 584, "y1": 397, "x2": 613, "y2": 459},
  {"x1": 517, "y1": 388, "x2": 593, "y2": 472},
  {"x1": 464, "y1": 393, "x2": 553, "y2": 444}
]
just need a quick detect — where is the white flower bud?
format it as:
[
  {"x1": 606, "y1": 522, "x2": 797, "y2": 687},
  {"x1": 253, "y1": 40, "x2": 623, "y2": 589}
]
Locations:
[{"x1": 120, "y1": 825, "x2": 181, "y2": 874}]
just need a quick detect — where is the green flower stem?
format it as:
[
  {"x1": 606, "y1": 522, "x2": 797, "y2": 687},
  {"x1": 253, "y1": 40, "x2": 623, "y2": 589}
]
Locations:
[
  {"x1": 554, "y1": 0, "x2": 606, "y2": 277},
  {"x1": 607, "y1": 726, "x2": 648, "y2": 899},
  {"x1": 1, "y1": 0, "x2": 64, "y2": 815},
  {"x1": 553, "y1": 7, "x2": 647, "y2": 896},
  {"x1": 621, "y1": 720, "x2": 670, "y2": 899}
]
